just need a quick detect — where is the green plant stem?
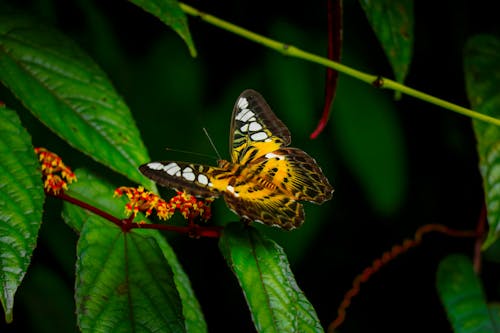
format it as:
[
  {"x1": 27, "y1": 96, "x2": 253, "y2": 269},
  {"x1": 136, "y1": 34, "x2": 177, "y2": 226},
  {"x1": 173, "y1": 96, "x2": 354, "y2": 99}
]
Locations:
[{"x1": 179, "y1": 2, "x2": 500, "y2": 127}]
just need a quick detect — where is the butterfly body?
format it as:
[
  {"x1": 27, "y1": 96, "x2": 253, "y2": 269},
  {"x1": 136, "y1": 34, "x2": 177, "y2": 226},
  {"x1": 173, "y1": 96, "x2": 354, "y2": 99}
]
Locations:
[{"x1": 140, "y1": 89, "x2": 333, "y2": 230}]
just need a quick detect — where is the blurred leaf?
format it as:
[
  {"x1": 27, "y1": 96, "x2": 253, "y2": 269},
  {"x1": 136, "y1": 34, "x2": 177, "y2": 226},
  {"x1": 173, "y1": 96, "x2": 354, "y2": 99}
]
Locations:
[
  {"x1": 129, "y1": 0, "x2": 197, "y2": 57},
  {"x1": 489, "y1": 303, "x2": 500, "y2": 328},
  {"x1": 333, "y1": 74, "x2": 407, "y2": 216},
  {"x1": 436, "y1": 255, "x2": 495, "y2": 333},
  {"x1": 128, "y1": 35, "x2": 204, "y2": 158},
  {"x1": 0, "y1": 10, "x2": 156, "y2": 190},
  {"x1": 63, "y1": 169, "x2": 207, "y2": 332},
  {"x1": 219, "y1": 223, "x2": 323, "y2": 333},
  {"x1": 464, "y1": 34, "x2": 500, "y2": 250},
  {"x1": 266, "y1": 21, "x2": 321, "y2": 135},
  {"x1": 0, "y1": 107, "x2": 44, "y2": 323},
  {"x1": 483, "y1": 238, "x2": 500, "y2": 264},
  {"x1": 359, "y1": 0, "x2": 414, "y2": 93},
  {"x1": 17, "y1": 265, "x2": 75, "y2": 332},
  {"x1": 74, "y1": 0, "x2": 127, "y2": 79}
]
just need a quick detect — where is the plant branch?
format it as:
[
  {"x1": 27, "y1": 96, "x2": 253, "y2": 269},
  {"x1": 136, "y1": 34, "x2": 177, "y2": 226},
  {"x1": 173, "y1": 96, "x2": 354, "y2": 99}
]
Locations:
[
  {"x1": 179, "y1": 2, "x2": 500, "y2": 127},
  {"x1": 50, "y1": 191, "x2": 222, "y2": 238},
  {"x1": 327, "y1": 223, "x2": 478, "y2": 332}
]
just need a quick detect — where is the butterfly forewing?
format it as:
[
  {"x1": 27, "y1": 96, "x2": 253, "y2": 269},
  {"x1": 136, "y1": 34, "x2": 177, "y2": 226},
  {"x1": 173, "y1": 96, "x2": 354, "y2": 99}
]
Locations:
[
  {"x1": 139, "y1": 161, "x2": 230, "y2": 198},
  {"x1": 230, "y1": 89, "x2": 291, "y2": 164}
]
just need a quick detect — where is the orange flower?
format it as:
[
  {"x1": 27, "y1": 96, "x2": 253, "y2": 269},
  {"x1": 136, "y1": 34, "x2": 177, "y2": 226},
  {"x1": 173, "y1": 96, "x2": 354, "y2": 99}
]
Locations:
[
  {"x1": 171, "y1": 191, "x2": 214, "y2": 221},
  {"x1": 115, "y1": 187, "x2": 213, "y2": 223},
  {"x1": 35, "y1": 147, "x2": 76, "y2": 194}
]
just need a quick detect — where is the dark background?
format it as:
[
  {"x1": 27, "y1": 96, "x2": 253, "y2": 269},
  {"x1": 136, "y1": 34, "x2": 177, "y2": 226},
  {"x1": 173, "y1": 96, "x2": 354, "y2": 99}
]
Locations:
[{"x1": 1, "y1": 0, "x2": 499, "y2": 332}]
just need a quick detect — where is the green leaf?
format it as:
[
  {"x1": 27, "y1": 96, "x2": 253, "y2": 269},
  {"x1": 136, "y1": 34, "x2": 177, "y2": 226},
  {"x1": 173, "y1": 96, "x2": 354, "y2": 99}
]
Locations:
[
  {"x1": 0, "y1": 107, "x2": 44, "y2": 322},
  {"x1": 63, "y1": 169, "x2": 207, "y2": 333},
  {"x1": 359, "y1": 0, "x2": 414, "y2": 91},
  {"x1": 333, "y1": 73, "x2": 407, "y2": 216},
  {"x1": 489, "y1": 303, "x2": 500, "y2": 329},
  {"x1": 464, "y1": 34, "x2": 500, "y2": 249},
  {"x1": 17, "y1": 265, "x2": 76, "y2": 332},
  {"x1": 219, "y1": 223, "x2": 323, "y2": 333},
  {"x1": 0, "y1": 10, "x2": 155, "y2": 190},
  {"x1": 436, "y1": 255, "x2": 495, "y2": 333},
  {"x1": 129, "y1": 0, "x2": 197, "y2": 57},
  {"x1": 75, "y1": 216, "x2": 185, "y2": 332}
]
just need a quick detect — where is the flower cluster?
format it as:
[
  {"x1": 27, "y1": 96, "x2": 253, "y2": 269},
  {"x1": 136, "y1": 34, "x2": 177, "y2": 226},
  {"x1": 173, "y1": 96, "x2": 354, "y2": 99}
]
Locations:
[
  {"x1": 114, "y1": 187, "x2": 213, "y2": 222},
  {"x1": 35, "y1": 147, "x2": 77, "y2": 194}
]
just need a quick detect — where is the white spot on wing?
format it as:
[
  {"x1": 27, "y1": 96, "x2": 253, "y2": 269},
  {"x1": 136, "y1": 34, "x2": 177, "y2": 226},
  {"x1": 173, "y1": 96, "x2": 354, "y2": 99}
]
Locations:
[
  {"x1": 240, "y1": 124, "x2": 249, "y2": 132},
  {"x1": 248, "y1": 121, "x2": 263, "y2": 131},
  {"x1": 226, "y1": 185, "x2": 239, "y2": 197},
  {"x1": 251, "y1": 131, "x2": 268, "y2": 141},
  {"x1": 197, "y1": 174, "x2": 209, "y2": 185},
  {"x1": 182, "y1": 167, "x2": 195, "y2": 181},
  {"x1": 237, "y1": 97, "x2": 249, "y2": 109},
  {"x1": 160, "y1": 162, "x2": 182, "y2": 176},
  {"x1": 236, "y1": 109, "x2": 255, "y2": 122},
  {"x1": 147, "y1": 162, "x2": 165, "y2": 170},
  {"x1": 265, "y1": 152, "x2": 285, "y2": 160}
]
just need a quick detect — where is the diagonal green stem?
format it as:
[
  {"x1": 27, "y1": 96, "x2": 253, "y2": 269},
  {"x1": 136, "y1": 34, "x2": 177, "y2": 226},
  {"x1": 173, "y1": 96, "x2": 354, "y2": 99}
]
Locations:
[{"x1": 179, "y1": 2, "x2": 500, "y2": 127}]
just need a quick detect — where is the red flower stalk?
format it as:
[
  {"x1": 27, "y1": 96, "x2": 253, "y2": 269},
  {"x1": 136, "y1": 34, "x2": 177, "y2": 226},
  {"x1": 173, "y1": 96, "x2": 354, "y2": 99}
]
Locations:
[{"x1": 114, "y1": 187, "x2": 213, "y2": 224}]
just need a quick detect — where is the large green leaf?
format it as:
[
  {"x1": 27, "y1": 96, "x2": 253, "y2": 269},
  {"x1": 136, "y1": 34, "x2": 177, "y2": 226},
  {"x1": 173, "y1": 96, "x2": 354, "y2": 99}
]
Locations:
[
  {"x1": 0, "y1": 9, "x2": 155, "y2": 190},
  {"x1": 0, "y1": 106, "x2": 44, "y2": 322},
  {"x1": 333, "y1": 73, "x2": 407, "y2": 216},
  {"x1": 75, "y1": 216, "x2": 185, "y2": 332},
  {"x1": 219, "y1": 223, "x2": 323, "y2": 333},
  {"x1": 436, "y1": 255, "x2": 495, "y2": 333},
  {"x1": 359, "y1": 0, "x2": 414, "y2": 88},
  {"x1": 129, "y1": 0, "x2": 196, "y2": 57},
  {"x1": 17, "y1": 265, "x2": 76, "y2": 332},
  {"x1": 62, "y1": 169, "x2": 206, "y2": 333},
  {"x1": 464, "y1": 34, "x2": 500, "y2": 249}
]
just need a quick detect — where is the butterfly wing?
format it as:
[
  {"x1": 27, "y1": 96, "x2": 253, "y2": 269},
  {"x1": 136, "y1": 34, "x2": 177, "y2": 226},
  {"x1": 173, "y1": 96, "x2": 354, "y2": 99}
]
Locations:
[
  {"x1": 230, "y1": 89, "x2": 291, "y2": 164},
  {"x1": 139, "y1": 161, "x2": 230, "y2": 198},
  {"x1": 224, "y1": 183, "x2": 305, "y2": 230},
  {"x1": 249, "y1": 147, "x2": 334, "y2": 203}
]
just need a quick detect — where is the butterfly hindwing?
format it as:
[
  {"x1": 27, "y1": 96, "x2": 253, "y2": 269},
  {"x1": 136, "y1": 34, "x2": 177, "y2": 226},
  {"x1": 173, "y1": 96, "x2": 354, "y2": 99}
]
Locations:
[
  {"x1": 230, "y1": 89, "x2": 291, "y2": 164},
  {"x1": 224, "y1": 183, "x2": 305, "y2": 230},
  {"x1": 139, "y1": 161, "x2": 229, "y2": 198},
  {"x1": 248, "y1": 147, "x2": 333, "y2": 203}
]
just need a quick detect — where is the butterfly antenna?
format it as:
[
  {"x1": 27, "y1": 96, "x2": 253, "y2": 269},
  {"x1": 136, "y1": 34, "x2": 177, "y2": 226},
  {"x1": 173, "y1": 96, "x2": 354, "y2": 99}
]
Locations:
[
  {"x1": 164, "y1": 147, "x2": 216, "y2": 161},
  {"x1": 203, "y1": 127, "x2": 222, "y2": 160}
]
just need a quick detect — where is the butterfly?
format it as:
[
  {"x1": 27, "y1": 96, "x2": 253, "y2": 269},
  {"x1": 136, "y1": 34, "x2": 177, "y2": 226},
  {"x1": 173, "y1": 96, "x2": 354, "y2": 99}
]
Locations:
[{"x1": 139, "y1": 89, "x2": 333, "y2": 230}]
